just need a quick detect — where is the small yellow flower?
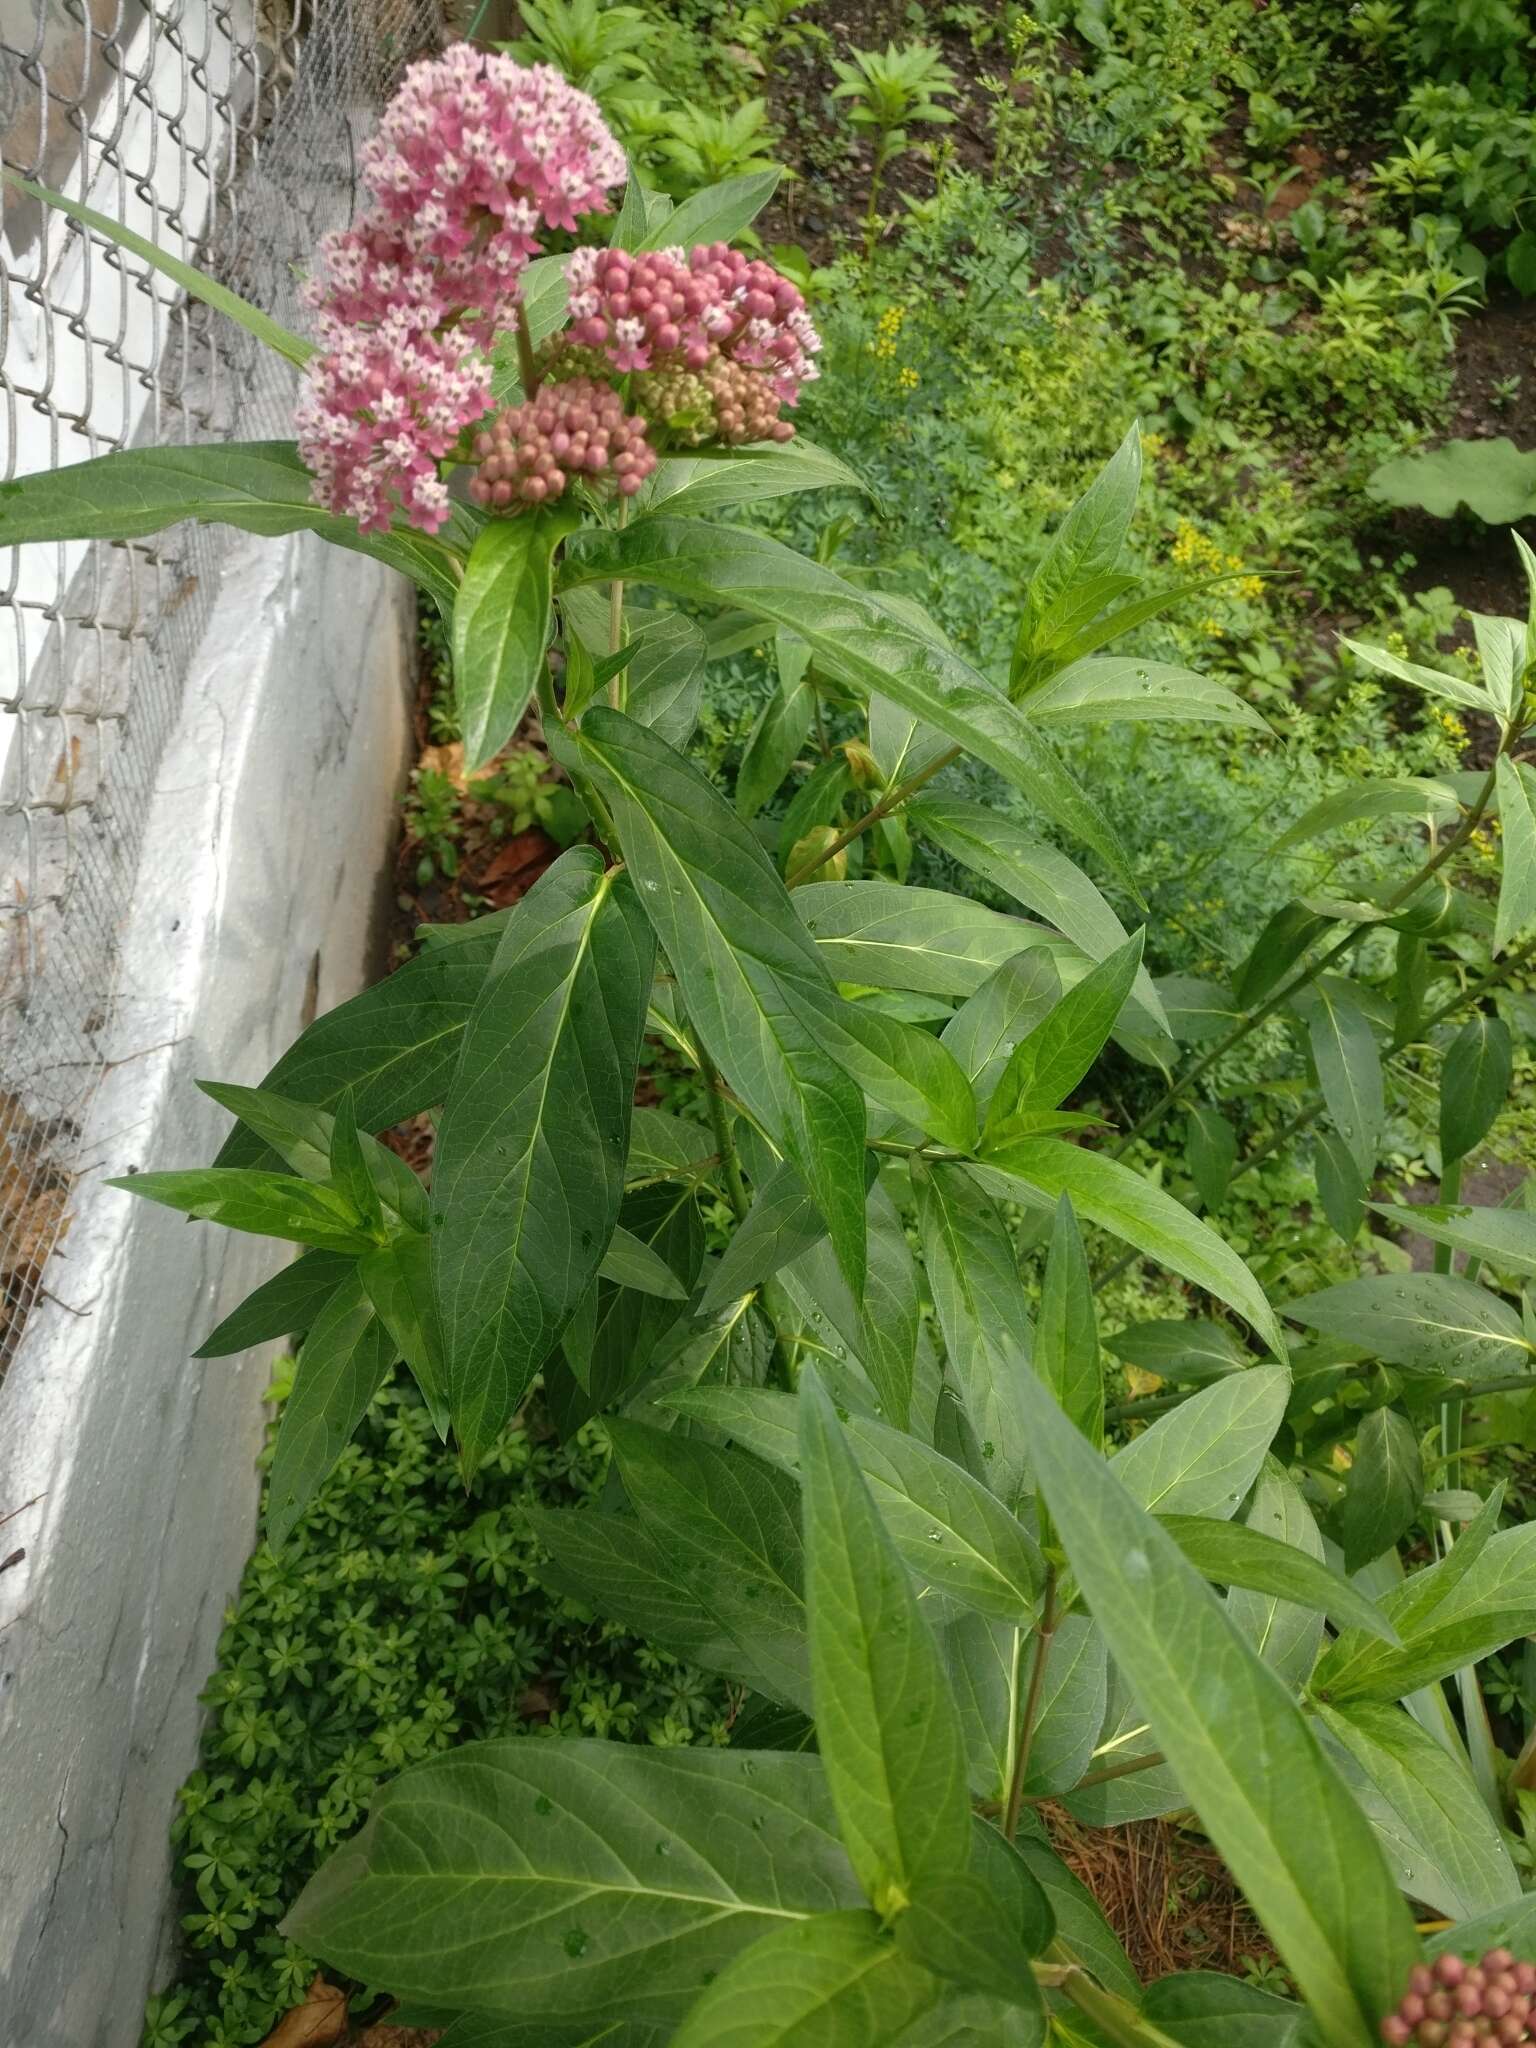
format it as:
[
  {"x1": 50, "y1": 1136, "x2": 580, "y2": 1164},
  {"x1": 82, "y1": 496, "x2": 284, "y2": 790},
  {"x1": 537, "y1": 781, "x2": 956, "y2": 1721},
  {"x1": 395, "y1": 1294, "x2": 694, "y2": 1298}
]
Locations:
[
  {"x1": 1199, "y1": 615, "x2": 1225, "y2": 638},
  {"x1": 897, "y1": 365, "x2": 920, "y2": 390},
  {"x1": 1236, "y1": 575, "x2": 1265, "y2": 602}
]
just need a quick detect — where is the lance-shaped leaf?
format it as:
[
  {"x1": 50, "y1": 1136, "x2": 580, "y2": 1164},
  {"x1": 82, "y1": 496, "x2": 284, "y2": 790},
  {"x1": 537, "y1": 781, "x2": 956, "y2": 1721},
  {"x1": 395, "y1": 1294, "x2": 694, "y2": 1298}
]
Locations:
[
  {"x1": 737, "y1": 632, "x2": 815, "y2": 820},
  {"x1": 698, "y1": 1156, "x2": 843, "y2": 1313},
  {"x1": 1104, "y1": 1317, "x2": 1250, "y2": 1386},
  {"x1": 1236, "y1": 903, "x2": 1330, "y2": 1008},
  {"x1": 980, "y1": 1140, "x2": 1286, "y2": 1360},
  {"x1": 433, "y1": 850, "x2": 653, "y2": 1464},
  {"x1": 1272, "y1": 776, "x2": 1461, "y2": 851},
  {"x1": 284, "y1": 1742, "x2": 866, "y2": 2027},
  {"x1": 559, "y1": 709, "x2": 867, "y2": 1296},
  {"x1": 799, "y1": 1369, "x2": 971, "y2": 1915},
  {"x1": 107, "y1": 1167, "x2": 375, "y2": 1253},
  {"x1": 578, "y1": 1181, "x2": 705, "y2": 1414},
  {"x1": 1156, "y1": 974, "x2": 1240, "y2": 1043},
  {"x1": 1439, "y1": 1014, "x2": 1513, "y2": 1165},
  {"x1": 200, "y1": 1079, "x2": 430, "y2": 1230},
  {"x1": 194, "y1": 1248, "x2": 355, "y2": 1358},
  {"x1": 804, "y1": 993, "x2": 978, "y2": 1152},
  {"x1": 454, "y1": 508, "x2": 578, "y2": 769},
  {"x1": 908, "y1": 798, "x2": 1165, "y2": 1029},
  {"x1": 1226, "y1": 1457, "x2": 1329, "y2": 1689},
  {"x1": 981, "y1": 933, "x2": 1145, "y2": 1144},
  {"x1": 895, "y1": 1873, "x2": 1048, "y2": 2016},
  {"x1": 1160, "y1": 1512, "x2": 1397, "y2": 1641},
  {"x1": 1313, "y1": 1520, "x2": 1536, "y2": 1704},
  {"x1": 1019, "y1": 656, "x2": 1269, "y2": 734},
  {"x1": 671, "y1": 1912, "x2": 944, "y2": 2048},
  {"x1": 1494, "y1": 755, "x2": 1536, "y2": 955},
  {"x1": 267, "y1": 1273, "x2": 396, "y2": 1545},
  {"x1": 1018, "y1": 1613, "x2": 1108, "y2": 1799},
  {"x1": 1295, "y1": 979, "x2": 1383, "y2": 1178},
  {"x1": 360, "y1": 1234, "x2": 449, "y2": 1434},
  {"x1": 796, "y1": 881, "x2": 1065, "y2": 999},
  {"x1": 642, "y1": 167, "x2": 781, "y2": 248},
  {"x1": 560, "y1": 521, "x2": 1135, "y2": 887},
  {"x1": 0, "y1": 440, "x2": 464, "y2": 611},
  {"x1": 1007, "y1": 1362, "x2": 1420, "y2": 2045},
  {"x1": 663, "y1": 1385, "x2": 1043, "y2": 1622},
  {"x1": 626, "y1": 1106, "x2": 718, "y2": 1184},
  {"x1": 1336, "y1": 1407, "x2": 1423, "y2": 1574},
  {"x1": 1036, "y1": 1197, "x2": 1103, "y2": 1447},
  {"x1": 1012, "y1": 422, "x2": 1142, "y2": 681},
  {"x1": 1110, "y1": 1368, "x2": 1289, "y2": 1520},
  {"x1": 213, "y1": 918, "x2": 507, "y2": 1167},
  {"x1": 1283, "y1": 1274, "x2": 1531, "y2": 1380},
  {"x1": 643, "y1": 440, "x2": 869, "y2": 522},
  {"x1": 1370, "y1": 1201, "x2": 1536, "y2": 1279},
  {"x1": 916, "y1": 1165, "x2": 1035, "y2": 1512},
  {"x1": 1186, "y1": 1103, "x2": 1237, "y2": 1213},
  {"x1": 1317, "y1": 1700, "x2": 1520, "y2": 1921},
  {"x1": 1141, "y1": 1974, "x2": 1313, "y2": 2046},
  {"x1": 597, "y1": 1224, "x2": 688, "y2": 1299},
  {"x1": 940, "y1": 953, "x2": 1062, "y2": 1112}
]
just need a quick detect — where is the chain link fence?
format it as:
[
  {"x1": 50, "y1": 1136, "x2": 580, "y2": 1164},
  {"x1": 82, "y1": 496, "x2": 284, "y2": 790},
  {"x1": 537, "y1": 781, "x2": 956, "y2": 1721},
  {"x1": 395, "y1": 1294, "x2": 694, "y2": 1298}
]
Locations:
[{"x1": 0, "y1": 0, "x2": 446, "y2": 1381}]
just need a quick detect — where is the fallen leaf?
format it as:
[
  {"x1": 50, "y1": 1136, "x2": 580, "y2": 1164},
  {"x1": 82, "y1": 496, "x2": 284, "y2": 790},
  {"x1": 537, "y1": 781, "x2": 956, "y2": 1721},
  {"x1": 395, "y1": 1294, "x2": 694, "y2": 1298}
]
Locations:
[{"x1": 257, "y1": 1974, "x2": 347, "y2": 2048}]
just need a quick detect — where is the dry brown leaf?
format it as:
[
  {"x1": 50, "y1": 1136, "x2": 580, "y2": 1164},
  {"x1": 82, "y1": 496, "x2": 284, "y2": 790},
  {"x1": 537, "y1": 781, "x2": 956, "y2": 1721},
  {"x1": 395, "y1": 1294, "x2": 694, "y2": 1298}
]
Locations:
[{"x1": 256, "y1": 1974, "x2": 347, "y2": 2048}]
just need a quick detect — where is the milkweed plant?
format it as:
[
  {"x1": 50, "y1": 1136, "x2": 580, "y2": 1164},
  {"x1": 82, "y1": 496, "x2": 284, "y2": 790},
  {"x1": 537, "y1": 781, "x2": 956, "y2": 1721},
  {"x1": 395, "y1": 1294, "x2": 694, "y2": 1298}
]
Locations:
[{"x1": 6, "y1": 41, "x2": 1536, "y2": 2048}]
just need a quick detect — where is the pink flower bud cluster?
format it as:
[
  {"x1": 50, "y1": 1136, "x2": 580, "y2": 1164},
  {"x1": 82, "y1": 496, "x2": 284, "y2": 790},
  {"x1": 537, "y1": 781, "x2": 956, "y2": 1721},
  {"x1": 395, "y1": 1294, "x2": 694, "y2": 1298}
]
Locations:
[
  {"x1": 564, "y1": 240, "x2": 820, "y2": 416},
  {"x1": 1383, "y1": 1951, "x2": 1536, "y2": 2046},
  {"x1": 468, "y1": 377, "x2": 657, "y2": 511},
  {"x1": 636, "y1": 361, "x2": 795, "y2": 446},
  {"x1": 296, "y1": 44, "x2": 624, "y2": 533}
]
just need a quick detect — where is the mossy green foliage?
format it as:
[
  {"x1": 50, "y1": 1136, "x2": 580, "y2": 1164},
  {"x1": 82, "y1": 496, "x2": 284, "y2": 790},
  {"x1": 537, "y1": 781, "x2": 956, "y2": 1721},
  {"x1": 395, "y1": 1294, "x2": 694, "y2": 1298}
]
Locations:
[{"x1": 142, "y1": 1377, "x2": 731, "y2": 2048}]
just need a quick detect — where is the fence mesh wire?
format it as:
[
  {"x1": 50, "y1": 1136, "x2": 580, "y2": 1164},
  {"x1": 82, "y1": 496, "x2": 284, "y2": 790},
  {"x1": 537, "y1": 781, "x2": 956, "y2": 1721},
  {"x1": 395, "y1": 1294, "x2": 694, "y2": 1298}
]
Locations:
[{"x1": 0, "y1": 0, "x2": 446, "y2": 1381}]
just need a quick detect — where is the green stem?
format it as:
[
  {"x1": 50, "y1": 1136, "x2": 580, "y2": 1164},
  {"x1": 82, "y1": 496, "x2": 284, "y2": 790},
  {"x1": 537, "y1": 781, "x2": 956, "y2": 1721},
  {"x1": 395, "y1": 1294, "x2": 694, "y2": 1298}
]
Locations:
[
  {"x1": 608, "y1": 494, "x2": 630, "y2": 700},
  {"x1": 1020, "y1": 1747, "x2": 1166, "y2": 1807},
  {"x1": 1113, "y1": 763, "x2": 1501, "y2": 1160},
  {"x1": 698, "y1": 1044, "x2": 750, "y2": 1223},
  {"x1": 515, "y1": 302, "x2": 541, "y2": 400},
  {"x1": 1002, "y1": 1566, "x2": 1057, "y2": 1840},
  {"x1": 786, "y1": 745, "x2": 961, "y2": 887},
  {"x1": 1437, "y1": 1152, "x2": 1465, "y2": 1484},
  {"x1": 1034, "y1": 1954, "x2": 1187, "y2": 2048}
]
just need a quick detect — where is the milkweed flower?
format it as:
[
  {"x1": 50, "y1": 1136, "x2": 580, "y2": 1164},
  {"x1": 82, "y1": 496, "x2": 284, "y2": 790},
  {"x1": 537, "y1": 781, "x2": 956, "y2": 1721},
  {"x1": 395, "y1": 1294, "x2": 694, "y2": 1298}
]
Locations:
[
  {"x1": 296, "y1": 44, "x2": 624, "y2": 533},
  {"x1": 468, "y1": 378, "x2": 657, "y2": 510},
  {"x1": 1381, "y1": 1949, "x2": 1536, "y2": 2045}
]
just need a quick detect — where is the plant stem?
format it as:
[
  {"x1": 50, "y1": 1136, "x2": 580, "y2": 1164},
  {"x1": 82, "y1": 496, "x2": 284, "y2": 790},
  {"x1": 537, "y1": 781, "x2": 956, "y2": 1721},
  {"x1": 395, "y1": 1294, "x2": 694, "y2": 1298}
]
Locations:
[
  {"x1": 515, "y1": 302, "x2": 541, "y2": 400},
  {"x1": 1438, "y1": 1151, "x2": 1465, "y2": 1485},
  {"x1": 786, "y1": 745, "x2": 961, "y2": 886},
  {"x1": 698, "y1": 1043, "x2": 750, "y2": 1223},
  {"x1": 1034, "y1": 1952, "x2": 1187, "y2": 2048},
  {"x1": 1036, "y1": 1748, "x2": 1167, "y2": 1801},
  {"x1": 1113, "y1": 763, "x2": 1501, "y2": 1159},
  {"x1": 608, "y1": 495, "x2": 630, "y2": 698},
  {"x1": 1002, "y1": 1566, "x2": 1057, "y2": 1840}
]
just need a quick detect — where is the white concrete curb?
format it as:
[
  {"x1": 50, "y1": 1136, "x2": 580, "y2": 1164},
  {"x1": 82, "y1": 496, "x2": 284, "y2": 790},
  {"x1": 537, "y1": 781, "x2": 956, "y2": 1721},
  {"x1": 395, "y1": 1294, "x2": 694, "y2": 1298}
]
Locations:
[{"x1": 0, "y1": 527, "x2": 411, "y2": 2046}]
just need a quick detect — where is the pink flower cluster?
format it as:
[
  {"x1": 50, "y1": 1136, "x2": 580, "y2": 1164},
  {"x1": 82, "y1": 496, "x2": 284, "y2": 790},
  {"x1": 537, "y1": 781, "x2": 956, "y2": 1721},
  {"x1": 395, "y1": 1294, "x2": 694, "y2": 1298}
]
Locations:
[
  {"x1": 468, "y1": 378, "x2": 657, "y2": 509},
  {"x1": 564, "y1": 241, "x2": 820, "y2": 409},
  {"x1": 1383, "y1": 1951, "x2": 1536, "y2": 2046},
  {"x1": 296, "y1": 44, "x2": 624, "y2": 533}
]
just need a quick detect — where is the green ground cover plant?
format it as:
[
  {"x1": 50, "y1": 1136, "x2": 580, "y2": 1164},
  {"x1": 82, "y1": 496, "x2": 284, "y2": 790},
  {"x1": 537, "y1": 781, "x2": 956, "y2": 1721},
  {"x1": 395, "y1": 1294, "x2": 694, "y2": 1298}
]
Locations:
[{"x1": 6, "y1": 8, "x2": 1536, "y2": 2045}]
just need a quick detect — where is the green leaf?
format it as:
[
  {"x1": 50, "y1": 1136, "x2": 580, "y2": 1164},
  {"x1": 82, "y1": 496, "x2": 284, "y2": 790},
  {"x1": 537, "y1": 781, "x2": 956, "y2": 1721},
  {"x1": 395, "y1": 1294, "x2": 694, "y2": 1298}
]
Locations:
[
  {"x1": 1104, "y1": 1318, "x2": 1250, "y2": 1387},
  {"x1": 1317, "y1": 1700, "x2": 1519, "y2": 1920},
  {"x1": 980, "y1": 1141, "x2": 1287, "y2": 1359},
  {"x1": 1156, "y1": 975, "x2": 1241, "y2": 1044},
  {"x1": 1508, "y1": 229, "x2": 1536, "y2": 297},
  {"x1": 1365, "y1": 438, "x2": 1536, "y2": 525},
  {"x1": 1019, "y1": 1613, "x2": 1108, "y2": 1798},
  {"x1": 360, "y1": 1234, "x2": 449, "y2": 1435},
  {"x1": 1014, "y1": 422, "x2": 1141, "y2": 679},
  {"x1": 1427, "y1": 1896, "x2": 1536, "y2": 1959},
  {"x1": 1111, "y1": 1367, "x2": 1289, "y2": 1519},
  {"x1": 212, "y1": 924, "x2": 507, "y2": 1167},
  {"x1": 1007, "y1": 1364, "x2": 1420, "y2": 2045},
  {"x1": 626, "y1": 1106, "x2": 718, "y2": 1184},
  {"x1": 1183, "y1": 1103, "x2": 1236, "y2": 1213},
  {"x1": 1315, "y1": 1130, "x2": 1367, "y2": 1243},
  {"x1": 796, "y1": 881, "x2": 1063, "y2": 999},
  {"x1": 1018, "y1": 656, "x2": 1270, "y2": 734},
  {"x1": 267, "y1": 1273, "x2": 395, "y2": 1544},
  {"x1": 1370, "y1": 1201, "x2": 1536, "y2": 1278},
  {"x1": 199, "y1": 1079, "x2": 429, "y2": 1229},
  {"x1": 895, "y1": 1875, "x2": 1049, "y2": 2011},
  {"x1": 1296, "y1": 979, "x2": 1384, "y2": 1178},
  {"x1": 1036, "y1": 1197, "x2": 1103, "y2": 1448},
  {"x1": 598, "y1": 1225, "x2": 688, "y2": 1299},
  {"x1": 194, "y1": 1248, "x2": 355, "y2": 1357},
  {"x1": 916, "y1": 1167, "x2": 1036, "y2": 1512},
  {"x1": 559, "y1": 709, "x2": 868, "y2": 1297},
  {"x1": 0, "y1": 440, "x2": 464, "y2": 611},
  {"x1": 737, "y1": 633, "x2": 816, "y2": 820},
  {"x1": 610, "y1": 1421, "x2": 810, "y2": 1707},
  {"x1": 807, "y1": 996, "x2": 978, "y2": 1152},
  {"x1": 1441, "y1": 1014, "x2": 1514, "y2": 1164},
  {"x1": 799, "y1": 1369, "x2": 971, "y2": 1915},
  {"x1": 1161, "y1": 1512, "x2": 1395, "y2": 1640},
  {"x1": 640, "y1": 169, "x2": 781, "y2": 249},
  {"x1": 1236, "y1": 904, "x2": 1331, "y2": 1008},
  {"x1": 662, "y1": 1385, "x2": 1044, "y2": 1623},
  {"x1": 329, "y1": 1088, "x2": 387, "y2": 1239},
  {"x1": 1283, "y1": 1274, "x2": 1531, "y2": 1381},
  {"x1": 1313, "y1": 1519, "x2": 1536, "y2": 1704},
  {"x1": 1340, "y1": 634, "x2": 1491, "y2": 714},
  {"x1": 1012, "y1": 1838, "x2": 1139, "y2": 2004},
  {"x1": 698, "y1": 1155, "x2": 843, "y2": 1313},
  {"x1": 1336, "y1": 1407, "x2": 1424, "y2": 1574},
  {"x1": 908, "y1": 799, "x2": 1163, "y2": 1027},
  {"x1": 1140, "y1": 1973, "x2": 1313, "y2": 2046},
  {"x1": 560, "y1": 522, "x2": 1135, "y2": 889},
  {"x1": 642, "y1": 442, "x2": 870, "y2": 523},
  {"x1": 579, "y1": 1182, "x2": 706, "y2": 1413},
  {"x1": 1226, "y1": 1457, "x2": 1330, "y2": 1689},
  {"x1": 454, "y1": 510, "x2": 577, "y2": 770},
  {"x1": 673, "y1": 1912, "x2": 943, "y2": 2048},
  {"x1": 619, "y1": 610, "x2": 709, "y2": 749},
  {"x1": 982, "y1": 934, "x2": 1145, "y2": 1141},
  {"x1": 107, "y1": 1168, "x2": 373, "y2": 1253},
  {"x1": 433, "y1": 850, "x2": 654, "y2": 1465},
  {"x1": 5, "y1": 170, "x2": 314, "y2": 365},
  {"x1": 284, "y1": 1741, "x2": 865, "y2": 2026},
  {"x1": 1495, "y1": 756, "x2": 1536, "y2": 955},
  {"x1": 1271, "y1": 777, "x2": 1461, "y2": 851},
  {"x1": 940, "y1": 954, "x2": 1062, "y2": 1112}
]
